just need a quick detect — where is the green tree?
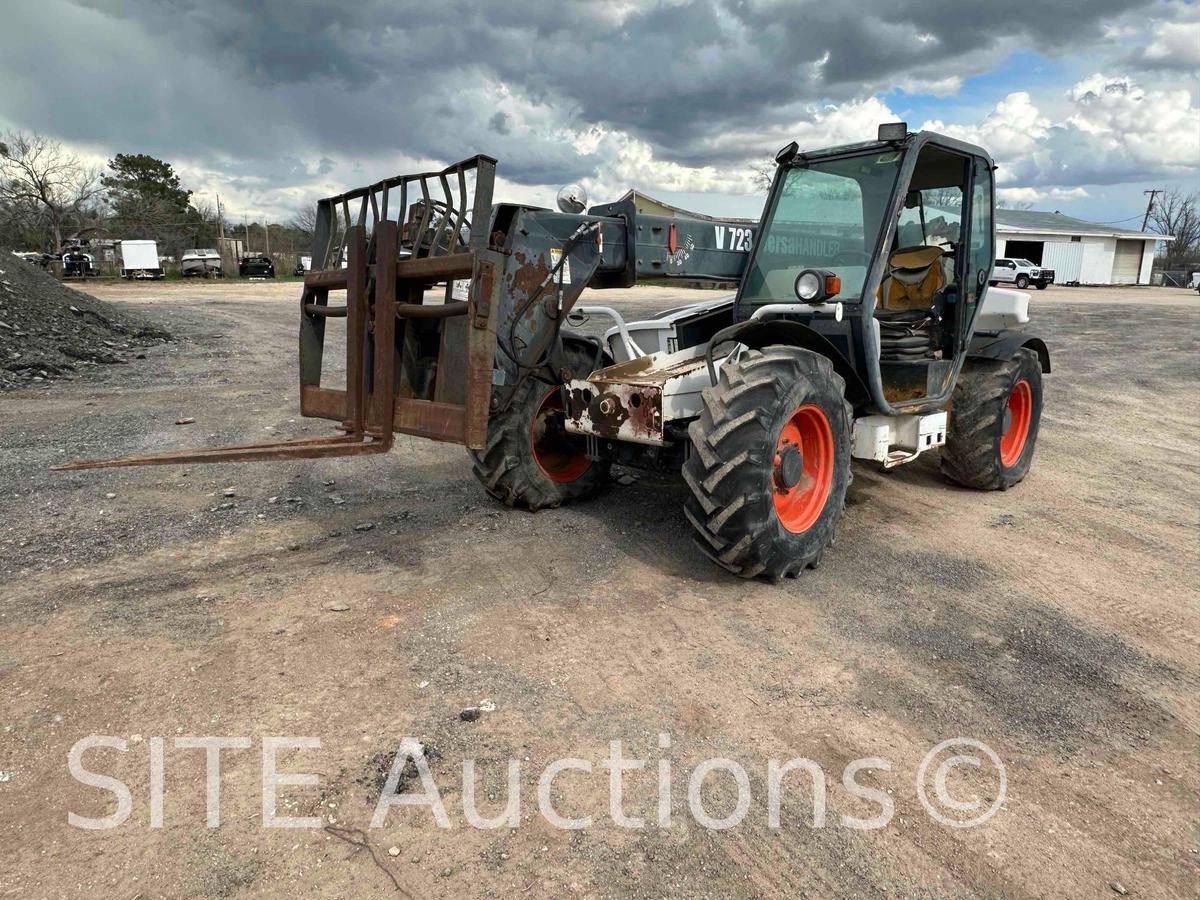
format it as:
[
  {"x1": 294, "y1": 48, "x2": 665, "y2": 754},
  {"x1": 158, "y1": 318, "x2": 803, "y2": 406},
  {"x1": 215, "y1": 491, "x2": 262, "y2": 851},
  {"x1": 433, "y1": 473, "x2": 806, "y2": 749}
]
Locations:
[{"x1": 103, "y1": 153, "x2": 195, "y2": 252}]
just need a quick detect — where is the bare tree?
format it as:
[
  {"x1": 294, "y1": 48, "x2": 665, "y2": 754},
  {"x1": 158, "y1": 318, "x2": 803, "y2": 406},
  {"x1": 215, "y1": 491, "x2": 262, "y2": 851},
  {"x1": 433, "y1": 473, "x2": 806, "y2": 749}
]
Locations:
[
  {"x1": 0, "y1": 131, "x2": 101, "y2": 252},
  {"x1": 290, "y1": 202, "x2": 319, "y2": 240},
  {"x1": 750, "y1": 159, "x2": 776, "y2": 194},
  {"x1": 1147, "y1": 186, "x2": 1199, "y2": 270}
]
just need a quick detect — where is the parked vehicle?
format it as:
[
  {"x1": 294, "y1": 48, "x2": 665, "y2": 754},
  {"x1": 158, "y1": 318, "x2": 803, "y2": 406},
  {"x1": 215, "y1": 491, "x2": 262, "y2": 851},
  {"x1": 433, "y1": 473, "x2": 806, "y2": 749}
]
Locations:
[
  {"x1": 991, "y1": 257, "x2": 1053, "y2": 290},
  {"x1": 118, "y1": 240, "x2": 164, "y2": 279},
  {"x1": 294, "y1": 255, "x2": 312, "y2": 277},
  {"x1": 239, "y1": 254, "x2": 276, "y2": 278},
  {"x1": 180, "y1": 249, "x2": 224, "y2": 278},
  {"x1": 60, "y1": 250, "x2": 97, "y2": 278}
]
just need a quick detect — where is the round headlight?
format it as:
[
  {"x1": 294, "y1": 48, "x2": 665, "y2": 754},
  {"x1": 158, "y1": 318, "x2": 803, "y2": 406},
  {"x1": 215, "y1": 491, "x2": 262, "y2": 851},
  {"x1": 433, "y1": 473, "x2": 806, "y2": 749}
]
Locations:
[{"x1": 795, "y1": 271, "x2": 821, "y2": 301}]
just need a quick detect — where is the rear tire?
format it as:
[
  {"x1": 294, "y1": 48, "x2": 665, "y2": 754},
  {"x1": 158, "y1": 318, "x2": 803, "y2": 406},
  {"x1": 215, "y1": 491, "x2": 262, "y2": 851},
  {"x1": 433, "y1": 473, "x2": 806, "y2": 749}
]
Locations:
[
  {"x1": 683, "y1": 347, "x2": 852, "y2": 580},
  {"x1": 941, "y1": 348, "x2": 1043, "y2": 490},
  {"x1": 1015, "y1": 275, "x2": 1030, "y2": 289},
  {"x1": 1035, "y1": 282, "x2": 1048, "y2": 290},
  {"x1": 470, "y1": 344, "x2": 609, "y2": 510}
]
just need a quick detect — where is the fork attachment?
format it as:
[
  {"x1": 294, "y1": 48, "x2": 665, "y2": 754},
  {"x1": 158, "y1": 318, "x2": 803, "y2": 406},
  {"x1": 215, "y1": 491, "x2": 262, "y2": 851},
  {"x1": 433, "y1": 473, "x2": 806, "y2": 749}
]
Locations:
[{"x1": 54, "y1": 156, "x2": 503, "y2": 470}]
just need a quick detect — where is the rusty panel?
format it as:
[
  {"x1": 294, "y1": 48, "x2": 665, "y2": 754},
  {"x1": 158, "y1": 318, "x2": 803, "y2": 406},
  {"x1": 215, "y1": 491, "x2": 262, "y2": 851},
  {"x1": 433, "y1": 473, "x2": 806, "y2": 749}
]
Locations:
[
  {"x1": 463, "y1": 251, "x2": 503, "y2": 449},
  {"x1": 370, "y1": 222, "x2": 398, "y2": 446},
  {"x1": 564, "y1": 380, "x2": 664, "y2": 446},
  {"x1": 301, "y1": 384, "x2": 347, "y2": 420},
  {"x1": 393, "y1": 399, "x2": 467, "y2": 444}
]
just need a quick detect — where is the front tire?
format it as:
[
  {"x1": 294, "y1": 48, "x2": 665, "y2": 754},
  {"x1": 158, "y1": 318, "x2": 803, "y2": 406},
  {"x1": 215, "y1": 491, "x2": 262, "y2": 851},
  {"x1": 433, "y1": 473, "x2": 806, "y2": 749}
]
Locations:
[
  {"x1": 941, "y1": 348, "x2": 1043, "y2": 490},
  {"x1": 470, "y1": 344, "x2": 609, "y2": 510},
  {"x1": 683, "y1": 347, "x2": 852, "y2": 580},
  {"x1": 1015, "y1": 275, "x2": 1030, "y2": 289}
]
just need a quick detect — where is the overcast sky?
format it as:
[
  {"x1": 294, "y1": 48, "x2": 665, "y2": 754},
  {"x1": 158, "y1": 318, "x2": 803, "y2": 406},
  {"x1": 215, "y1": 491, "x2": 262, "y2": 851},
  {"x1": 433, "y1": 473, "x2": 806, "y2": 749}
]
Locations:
[{"x1": 2, "y1": 0, "x2": 1197, "y2": 226}]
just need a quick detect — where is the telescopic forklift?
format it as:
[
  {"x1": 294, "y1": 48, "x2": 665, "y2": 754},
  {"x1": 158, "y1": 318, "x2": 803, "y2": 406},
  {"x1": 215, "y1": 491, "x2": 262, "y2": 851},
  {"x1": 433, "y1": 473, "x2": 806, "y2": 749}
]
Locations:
[{"x1": 59, "y1": 123, "x2": 1049, "y2": 580}]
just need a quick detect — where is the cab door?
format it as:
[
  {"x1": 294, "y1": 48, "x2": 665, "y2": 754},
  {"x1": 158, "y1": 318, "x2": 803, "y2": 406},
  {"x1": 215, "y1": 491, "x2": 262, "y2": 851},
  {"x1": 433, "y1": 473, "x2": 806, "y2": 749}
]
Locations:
[{"x1": 960, "y1": 157, "x2": 995, "y2": 347}]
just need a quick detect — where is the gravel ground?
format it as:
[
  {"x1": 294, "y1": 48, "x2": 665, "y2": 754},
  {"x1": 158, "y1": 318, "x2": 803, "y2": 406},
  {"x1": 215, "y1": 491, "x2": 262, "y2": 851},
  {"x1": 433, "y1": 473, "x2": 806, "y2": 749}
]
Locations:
[
  {"x1": 1, "y1": 279, "x2": 1197, "y2": 899},
  {"x1": 0, "y1": 256, "x2": 170, "y2": 390}
]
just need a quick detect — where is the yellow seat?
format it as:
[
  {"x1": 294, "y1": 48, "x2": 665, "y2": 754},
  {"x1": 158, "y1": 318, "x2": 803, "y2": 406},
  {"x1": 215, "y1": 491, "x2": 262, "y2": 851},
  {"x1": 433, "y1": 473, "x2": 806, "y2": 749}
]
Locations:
[{"x1": 879, "y1": 245, "x2": 945, "y2": 311}]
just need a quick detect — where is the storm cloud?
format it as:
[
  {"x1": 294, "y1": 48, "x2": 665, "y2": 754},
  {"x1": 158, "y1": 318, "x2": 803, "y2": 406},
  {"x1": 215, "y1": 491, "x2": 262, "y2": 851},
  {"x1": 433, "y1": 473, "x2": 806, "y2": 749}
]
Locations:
[{"x1": 2, "y1": 0, "x2": 1196, "y2": 217}]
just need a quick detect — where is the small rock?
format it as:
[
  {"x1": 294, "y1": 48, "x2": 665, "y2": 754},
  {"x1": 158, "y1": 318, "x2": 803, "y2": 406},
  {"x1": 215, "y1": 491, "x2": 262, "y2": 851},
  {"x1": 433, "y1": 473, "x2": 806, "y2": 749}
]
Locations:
[
  {"x1": 440, "y1": 867, "x2": 453, "y2": 878},
  {"x1": 1109, "y1": 882, "x2": 1128, "y2": 896},
  {"x1": 175, "y1": 417, "x2": 195, "y2": 425},
  {"x1": 387, "y1": 846, "x2": 400, "y2": 857},
  {"x1": 223, "y1": 488, "x2": 236, "y2": 497},
  {"x1": 216, "y1": 501, "x2": 235, "y2": 510},
  {"x1": 459, "y1": 707, "x2": 481, "y2": 722},
  {"x1": 329, "y1": 496, "x2": 345, "y2": 506},
  {"x1": 324, "y1": 601, "x2": 350, "y2": 612},
  {"x1": 419, "y1": 680, "x2": 429, "y2": 688},
  {"x1": 479, "y1": 699, "x2": 496, "y2": 713},
  {"x1": 105, "y1": 492, "x2": 116, "y2": 499},
  {"x1": 354, "y1": 522, "x2": 375, "y2": 532}
]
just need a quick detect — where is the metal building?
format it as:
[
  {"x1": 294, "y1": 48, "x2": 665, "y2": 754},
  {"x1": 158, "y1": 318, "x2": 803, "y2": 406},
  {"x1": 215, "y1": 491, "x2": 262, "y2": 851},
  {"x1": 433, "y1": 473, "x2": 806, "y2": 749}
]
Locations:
[{"x1": 995, "y1": 210, "x2": 1170, "y2": 285}]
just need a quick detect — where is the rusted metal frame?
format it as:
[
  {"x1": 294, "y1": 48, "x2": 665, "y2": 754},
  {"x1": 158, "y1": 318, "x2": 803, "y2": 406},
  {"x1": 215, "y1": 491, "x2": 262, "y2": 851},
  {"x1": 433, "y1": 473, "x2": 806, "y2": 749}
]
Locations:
[
  {"x1": 370, "y1": 221, "x2": 398, "y2": 448},
  {"x1": 304, "y1": 303, "x2": 347, "y2": 317},
  {"x1": 300, "y1": 199, "x2": 336, "y2": 389},
  {"x1": 319, "y1": 155, "x2": 494, "y2": 211},
  {"x1": 434, "y1": 172, "x2": 455, "y2": 257},
  {"x1": 344, "y1": 226, "x2": 369, "y2": 435},
  {"x1": 49, "y1": 434, "x2": 388, "y2": 470},
  {"x1": 395, "y1": 252, "x2": 474, "y2": 280},
  {"x1": 462, "y1": 250, "x2": 504, "y2": 448},
  {"x1": 456, "y1": 168, "x2": 469, "y2": 247},
  {"x1": 467, "y1": 159, "x2": 496, "y2": 249},
  {"x1": 391, "y1": 398, "x2": 467, "y2": 444},
  {"x1": 397, "y1": 181, "x2": 408, "y2": 240},
  {"x1": 395, "y1": 301, "x2": 467, "y2": 319},
  {"x1": 304, "y1": 269, "x2": 349, "y2": 289},
  {"x1": 312, "y1": 198, "x2": 334, "y2": 273},
  {"x1": 413, "y1": 176, "x2": 433, "y2": 256}
]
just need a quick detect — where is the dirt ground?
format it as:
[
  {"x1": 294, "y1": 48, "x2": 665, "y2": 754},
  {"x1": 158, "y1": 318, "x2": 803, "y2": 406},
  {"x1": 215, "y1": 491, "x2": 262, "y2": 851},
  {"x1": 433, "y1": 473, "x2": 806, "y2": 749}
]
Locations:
[{"x1": 1, "y1": 279, "x2": 1197, "y2": 899}]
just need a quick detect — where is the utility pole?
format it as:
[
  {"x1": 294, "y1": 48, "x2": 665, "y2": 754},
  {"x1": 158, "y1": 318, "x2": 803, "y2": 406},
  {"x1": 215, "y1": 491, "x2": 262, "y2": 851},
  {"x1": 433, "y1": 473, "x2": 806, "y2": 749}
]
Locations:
[
  {"x1": 1141, "y1": 189, "x2": 1161, "y2": 232},
  {"x1": 264, "y1": 218, "x2": 271, "y2": 257},
  {"x1": 244, "y1": 215, "x2": 250, "y2": 253},
  {"x1": 216, "y1": 194, "x2": 224, "y2": 241}
]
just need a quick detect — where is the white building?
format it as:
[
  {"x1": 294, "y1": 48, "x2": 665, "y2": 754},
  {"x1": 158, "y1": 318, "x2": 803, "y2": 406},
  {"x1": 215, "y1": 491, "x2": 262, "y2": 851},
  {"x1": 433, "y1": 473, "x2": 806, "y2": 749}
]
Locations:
[{"x1": 996, "y1": 210, "x2": 1169, "y2": 285}]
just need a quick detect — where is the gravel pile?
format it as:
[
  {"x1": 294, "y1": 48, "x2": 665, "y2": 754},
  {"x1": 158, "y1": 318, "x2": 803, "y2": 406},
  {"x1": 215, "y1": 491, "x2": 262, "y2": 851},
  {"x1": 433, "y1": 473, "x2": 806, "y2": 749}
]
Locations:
[{"x1": 0, "y1": 252, "x2": 171, "y2": 390}]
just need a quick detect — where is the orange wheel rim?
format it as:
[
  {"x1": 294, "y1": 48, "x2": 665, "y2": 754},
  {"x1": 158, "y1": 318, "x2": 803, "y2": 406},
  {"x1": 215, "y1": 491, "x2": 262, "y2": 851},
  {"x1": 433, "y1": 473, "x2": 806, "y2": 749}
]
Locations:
[
  {"x1": 772, "y1": 404, "x2": 835, "y2": 533},
  {"x1": 1000, "y1": 379, "x2": 1032, "y2": 466},
  {"x1": 531, "y1": 388, "x2": 591, "y2": 483}
]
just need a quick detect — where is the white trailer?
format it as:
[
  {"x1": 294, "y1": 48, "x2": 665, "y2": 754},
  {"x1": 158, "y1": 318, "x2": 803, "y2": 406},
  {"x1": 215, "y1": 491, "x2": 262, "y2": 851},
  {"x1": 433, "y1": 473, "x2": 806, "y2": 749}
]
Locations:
[{"x1": 118, "y1": 240, "x2": 163, "y2": 279}]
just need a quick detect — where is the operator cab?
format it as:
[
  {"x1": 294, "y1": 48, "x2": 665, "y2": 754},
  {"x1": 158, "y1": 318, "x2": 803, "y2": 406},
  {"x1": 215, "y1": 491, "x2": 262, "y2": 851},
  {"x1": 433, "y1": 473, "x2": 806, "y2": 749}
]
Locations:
[{"x1": 736, "y1": 125, "x2": 995, "y2": 415}]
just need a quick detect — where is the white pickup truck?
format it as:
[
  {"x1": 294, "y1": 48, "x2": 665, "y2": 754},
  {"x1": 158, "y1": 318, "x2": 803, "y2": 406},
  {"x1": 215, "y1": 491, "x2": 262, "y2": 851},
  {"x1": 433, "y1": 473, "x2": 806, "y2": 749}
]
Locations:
[{"x1": 990, "y1": 257, "x2": 1054, "y2": 290}]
